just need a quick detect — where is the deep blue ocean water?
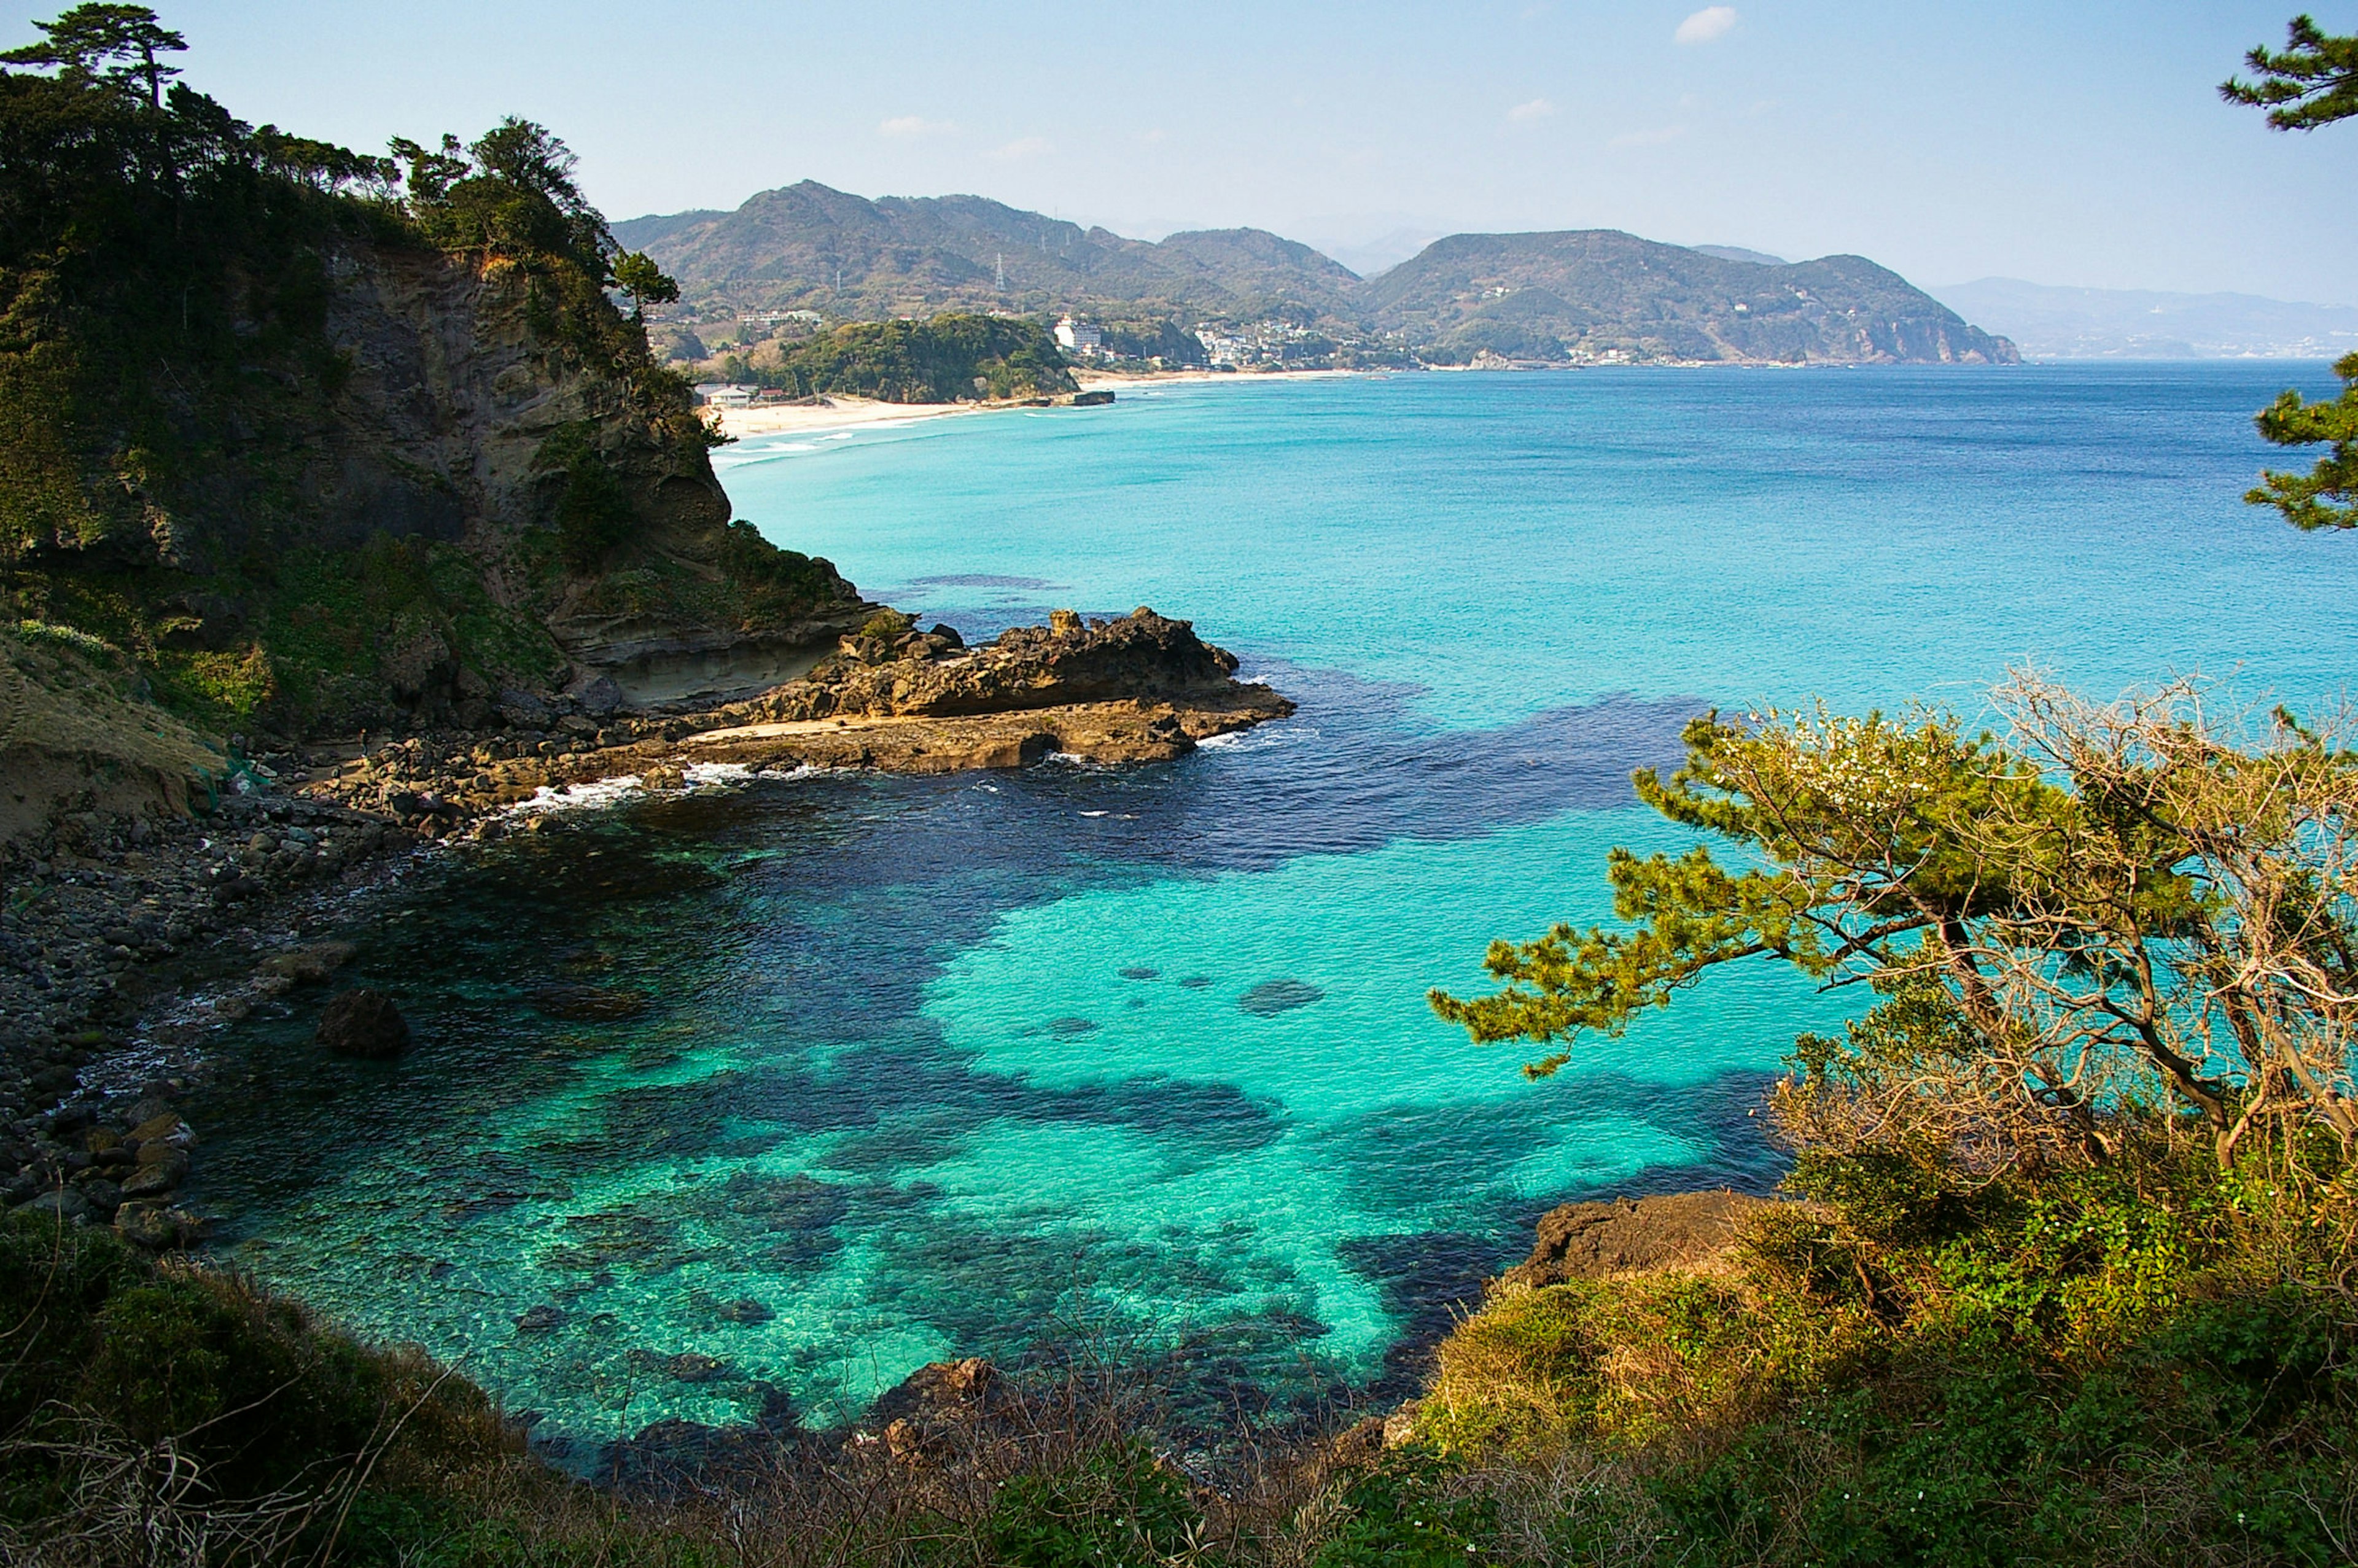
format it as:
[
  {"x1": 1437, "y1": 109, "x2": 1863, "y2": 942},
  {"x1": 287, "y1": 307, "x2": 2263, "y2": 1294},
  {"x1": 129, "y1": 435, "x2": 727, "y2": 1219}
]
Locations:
[{"x1": 186, "y1": 363, "x2": 2358, "y2": 1457}]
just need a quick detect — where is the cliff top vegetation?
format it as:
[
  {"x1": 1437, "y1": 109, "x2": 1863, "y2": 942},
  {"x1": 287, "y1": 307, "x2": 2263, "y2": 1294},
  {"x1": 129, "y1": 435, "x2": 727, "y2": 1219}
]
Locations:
[{"x1": 0, "y1": 4, "x2": 848, "y2": 739}]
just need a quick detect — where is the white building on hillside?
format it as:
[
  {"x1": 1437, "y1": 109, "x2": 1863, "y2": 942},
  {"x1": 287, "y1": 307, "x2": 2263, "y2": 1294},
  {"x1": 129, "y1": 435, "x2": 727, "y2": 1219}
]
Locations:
[{"x1": 1054, "y1": 314, "x2": 1103, "y2": 355}]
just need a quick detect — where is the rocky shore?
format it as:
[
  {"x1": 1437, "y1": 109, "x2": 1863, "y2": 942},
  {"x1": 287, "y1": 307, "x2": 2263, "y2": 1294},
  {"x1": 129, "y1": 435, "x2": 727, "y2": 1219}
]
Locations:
[{"x1": 0, "y1": 607, "x2": 1288, "y2": 1242}]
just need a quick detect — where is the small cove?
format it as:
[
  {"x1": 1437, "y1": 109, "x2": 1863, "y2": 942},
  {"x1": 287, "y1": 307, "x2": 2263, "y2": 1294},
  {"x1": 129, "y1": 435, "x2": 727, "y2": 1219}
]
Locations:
[{"x1": 185, "y1": 363, "x2": 2358, "y2": 1456}]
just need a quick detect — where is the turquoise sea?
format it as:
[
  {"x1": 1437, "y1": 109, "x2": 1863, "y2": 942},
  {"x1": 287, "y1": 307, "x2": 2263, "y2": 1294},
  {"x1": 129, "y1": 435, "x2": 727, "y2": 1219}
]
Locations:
[{"x1": 187, "y1": 363, "x2": 2358, "y2": 1459}]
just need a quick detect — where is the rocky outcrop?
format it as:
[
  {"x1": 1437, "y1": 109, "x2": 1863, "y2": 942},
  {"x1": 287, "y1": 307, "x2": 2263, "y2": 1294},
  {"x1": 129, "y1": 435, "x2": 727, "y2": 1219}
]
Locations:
[
  {"x1": 675, "y1": 607, "x2": 1293, "y2": 770},
  {"x1": 1501, "y1": 1190, "x2": 1781, "y2": 1288},
  {"x1": 750, "y1": 607, "x2": 1250, "y2": 723}
]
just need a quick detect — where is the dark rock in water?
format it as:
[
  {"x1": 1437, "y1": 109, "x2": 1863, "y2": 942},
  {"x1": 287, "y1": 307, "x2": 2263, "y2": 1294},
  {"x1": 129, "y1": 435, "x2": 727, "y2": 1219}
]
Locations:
[
  {"x1": 1068, "y1": 389, "x2": 1116, "y2": 407},
  {"x1": 529, "y1": 983, "x2": 651, "y2": 1021},
  {"x1": 515, "y1": 1303, "x2": 566, "y2": 1334},
  {"x1": 604, "y1": 1383, "x2": 805, "y2": 1496},
  {"x1": 1118, "y1": 967, "x2": 1159, "y2": 981},
  {"x1": 1177, "y1": 975, "x2": 1213, "y2": 989},
  {"x1": 1239, "y1": 979, "x2": 1323, "y2": 1016},
  {"x1": 663, "y1": 1351, "x2": 728, "y2": 1383},
  {"x1": 1047, "y1": 1017, "x2": 1098, "y2": 1038},
  {"x1": 1503, "y1": 1190, "x2": 1781, "y2": 1289},
  {"x1": 317, "y1": 988, "x2": 410, "y2": 1058},
  {"x1": 716, "y1": 1298, "x2": 774, "y2": 1325},
  {"x1": 255, "y1": 941, "x2": 357, "y2": 986}
]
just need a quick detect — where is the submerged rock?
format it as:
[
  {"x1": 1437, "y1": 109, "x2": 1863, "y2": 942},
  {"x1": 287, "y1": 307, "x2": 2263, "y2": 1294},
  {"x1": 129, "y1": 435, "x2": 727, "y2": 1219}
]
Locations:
[
  {"x1": 515, "y1": 1303, "x2": 566, "y2": 1335},
  {"x1": 1239, "y1": 978, "x2": 1324, "y2": 1016},
  {"x1": 528, "y1": 983, "x2": 650, "y2": 1021},
  {"x1": 715, "y1": 1298, "x2": 775, "y2": 1324},
  {"x1": 317, "y1": 988, "x2": 410, "y2": 1058}
]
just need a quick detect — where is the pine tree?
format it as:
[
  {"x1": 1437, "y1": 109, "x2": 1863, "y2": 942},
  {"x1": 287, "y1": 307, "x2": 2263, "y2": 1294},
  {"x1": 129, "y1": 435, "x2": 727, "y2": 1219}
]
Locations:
[{"x1": 2222, "y1": 17, "x2": 2358, "y2": 529}]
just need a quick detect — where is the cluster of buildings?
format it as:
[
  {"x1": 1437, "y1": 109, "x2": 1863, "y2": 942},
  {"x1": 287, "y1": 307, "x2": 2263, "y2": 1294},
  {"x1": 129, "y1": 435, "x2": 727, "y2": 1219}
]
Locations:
[
  {"x1": 691, "y1": 383, "x2": 809, "y2": 408},
  {"x1": 1053, "y1": 314, "x2": 1105, "y2": 357},
  {"x1": 1194, "y1": 319, "x2": 1325, "y2": 369},
  {"x1": 736, "y1": 309, "x2": 823, "y2": 341}
]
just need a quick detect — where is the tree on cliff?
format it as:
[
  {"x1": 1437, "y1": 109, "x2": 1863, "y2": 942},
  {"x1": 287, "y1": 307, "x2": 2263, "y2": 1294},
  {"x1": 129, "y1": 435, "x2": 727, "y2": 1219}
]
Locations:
[
  {"x1": 612, "y1": 249, "x2": 680, "y2": 319},
  {"x1": 2224, "y1": 15, "x2": 2358, "y2": 530},
  {"x1": 1432, "y1": 675, "x2": 2358, "y2": 1172},
  {"x1": 0, "y1": 3, "x2": 182, "y2": 108}
]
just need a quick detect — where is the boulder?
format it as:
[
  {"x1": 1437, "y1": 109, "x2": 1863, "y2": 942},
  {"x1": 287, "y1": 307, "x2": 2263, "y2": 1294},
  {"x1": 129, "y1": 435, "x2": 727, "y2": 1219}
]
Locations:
[
  {"x1": 317, "y1": 988, "x2": 410, "y2": 1058},
  {"x1": 255, "y1": 941, "x2": 359, "y2": 986},
  {"x1": 18, "y1": 1186, "x2": 89, "y2": 1221},
  {"x1": 868, "y1": 1357, "x2": 997, "y2": 1430},
  {"x1": 114, "y1": 1201, "x2": 179, "y2": 1248},
  {"x1": 119, "y1": 1151, "x2": 187, "y2": 1198},
  {"x1": 1502, "y1": 1190, "x2": 1781, "y2": 1289}
]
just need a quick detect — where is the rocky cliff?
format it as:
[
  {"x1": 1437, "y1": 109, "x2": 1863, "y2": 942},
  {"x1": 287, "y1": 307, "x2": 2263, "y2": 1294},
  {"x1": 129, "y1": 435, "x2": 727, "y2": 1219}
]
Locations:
[{"x1": 0, "y1": 69, "x2": 869, "y2": 745}]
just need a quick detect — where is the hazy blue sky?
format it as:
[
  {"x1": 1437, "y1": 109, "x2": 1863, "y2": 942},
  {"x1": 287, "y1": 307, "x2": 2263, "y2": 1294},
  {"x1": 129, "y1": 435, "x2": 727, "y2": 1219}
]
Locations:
[{"x1": 36, "y1": 2, "x2": 2358, "y2": 301}]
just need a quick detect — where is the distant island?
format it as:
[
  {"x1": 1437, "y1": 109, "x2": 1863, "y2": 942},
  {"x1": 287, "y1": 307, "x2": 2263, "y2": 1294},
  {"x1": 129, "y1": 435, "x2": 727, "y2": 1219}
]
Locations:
[{"x1": 614, "y1": 182, "x2": 2019, "y2": 371}]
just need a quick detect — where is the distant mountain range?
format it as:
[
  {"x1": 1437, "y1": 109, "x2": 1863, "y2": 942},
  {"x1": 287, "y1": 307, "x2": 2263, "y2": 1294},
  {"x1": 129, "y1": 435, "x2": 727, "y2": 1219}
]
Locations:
[
  {"x1": 615, "y1": 184, "x2": 2017, "y2": 367},
  {"x1": 1929, "y1": 279, "x2": 2358, "y2": 360},
  {"x1": 612, "y1": 182, "x2": 1360, "y2": 328}
]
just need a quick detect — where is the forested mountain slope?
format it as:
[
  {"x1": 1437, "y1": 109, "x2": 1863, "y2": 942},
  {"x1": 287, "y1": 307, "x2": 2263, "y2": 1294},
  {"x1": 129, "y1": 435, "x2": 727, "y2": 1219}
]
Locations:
[
  {"x1": 621, "y1": 186, "x2": 2017, "y2": 365},
  {"x1": 1366, "y1": 230, "x2": 2018, "y2": 364},
  {"x1": 613, "y1": 182, "x2": 1361, "y2": 327}
]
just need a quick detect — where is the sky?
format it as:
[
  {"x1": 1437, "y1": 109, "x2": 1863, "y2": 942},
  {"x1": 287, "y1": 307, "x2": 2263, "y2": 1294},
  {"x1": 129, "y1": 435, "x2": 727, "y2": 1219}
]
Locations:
[{"x1": 29, "y1": 1, "x2": 2358, "y2": 303}]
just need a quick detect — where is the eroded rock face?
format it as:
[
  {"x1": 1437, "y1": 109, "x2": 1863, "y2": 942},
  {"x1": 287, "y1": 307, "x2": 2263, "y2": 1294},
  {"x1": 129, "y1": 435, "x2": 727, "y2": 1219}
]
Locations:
[
  {"x1": 761, "y1": 608, "x2": 1243, "y2": 724},
  {"x1": 1502, "y1": 1190, "x2": 1781, "y2": 1287}
]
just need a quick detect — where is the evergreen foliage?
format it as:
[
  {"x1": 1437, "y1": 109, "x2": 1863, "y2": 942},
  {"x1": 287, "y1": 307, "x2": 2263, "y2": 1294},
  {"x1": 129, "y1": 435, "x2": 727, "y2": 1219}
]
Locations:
[
  {"x1": 0, "y1": 6, "x2": 810, "y2": 735},
  {"x1": 761, "y1": 312, "x2": 1076, "y2": 402},
  {"x1": 2222, "y1": 13, "x2": 2358, "y2": 130},
  {"x1": 2227, "y1": 17, "x2": 2358, "y2": 530},
  {"x1": 1433, "y1": 676, "x2": 2358, "y2": 1166}
]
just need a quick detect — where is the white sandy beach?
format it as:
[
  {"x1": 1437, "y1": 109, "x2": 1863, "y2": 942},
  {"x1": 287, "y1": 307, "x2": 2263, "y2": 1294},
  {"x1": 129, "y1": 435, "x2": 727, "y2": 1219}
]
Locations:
[
  {"x1": 709, "y1": 367, "x2": 1368, "y2": 442},
  {"x1": 709, "y1": 396, "x2": 994, "y2": 441}
]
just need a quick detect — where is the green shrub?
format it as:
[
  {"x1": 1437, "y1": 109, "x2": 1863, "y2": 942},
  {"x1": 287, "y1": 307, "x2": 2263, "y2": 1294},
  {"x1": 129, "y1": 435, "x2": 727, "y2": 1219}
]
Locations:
[
  {"x1": 986, "y1": 1442, "x2": 1208, "y2": 1567},
  {"x1": 1309, "y1": 1458, "x2": 1497, "y2": 1567}
]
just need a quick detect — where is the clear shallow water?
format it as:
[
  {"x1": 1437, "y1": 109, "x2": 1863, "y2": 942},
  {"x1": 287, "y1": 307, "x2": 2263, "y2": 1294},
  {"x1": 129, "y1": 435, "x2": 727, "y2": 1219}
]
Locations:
[{"x1": 189, "y1": 364, "x2": 2358, "y2": 1458}]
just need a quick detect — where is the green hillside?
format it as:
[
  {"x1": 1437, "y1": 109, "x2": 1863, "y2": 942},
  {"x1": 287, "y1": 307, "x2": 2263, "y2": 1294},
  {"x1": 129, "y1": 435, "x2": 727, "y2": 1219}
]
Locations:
[
  {"x1": 612, "y1": 181, "x2": 1363, "y2": 331},
  {"x1": 1365, "y1": 230, "x2": 2020, "y2": 364},
  {"x1": 621, "y1": 187, "x2": 2018, "y2": 367}
]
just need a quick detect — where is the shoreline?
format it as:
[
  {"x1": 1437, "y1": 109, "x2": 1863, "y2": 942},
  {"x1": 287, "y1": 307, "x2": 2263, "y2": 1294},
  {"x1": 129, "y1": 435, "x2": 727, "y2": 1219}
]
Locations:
[
  {"x1": 1, "y1": 610, "x2": 1292, "y2": 1235},
  {"x1": 710, "y1": 368, "x2": 1374, "y2": 443}
]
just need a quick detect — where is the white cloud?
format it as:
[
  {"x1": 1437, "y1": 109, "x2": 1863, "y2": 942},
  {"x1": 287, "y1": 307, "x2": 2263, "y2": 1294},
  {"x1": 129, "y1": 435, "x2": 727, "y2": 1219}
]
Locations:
[
  {"x1": 1674, "y1": 6, "x2": 1738, "y2": 45},
  {"x1": 878, "y1": 115, "x2": 955, "y2": 139},
  {"x1": 1507, "y1": 97, "x2": 1556, "y2": 123},
  {"x1": 987, "y1": 136, "x2": 1054, "y2": 161},
  {"x1": 1609, "y1": 124, "x2": 1689, "y2": 148}
]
